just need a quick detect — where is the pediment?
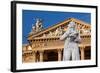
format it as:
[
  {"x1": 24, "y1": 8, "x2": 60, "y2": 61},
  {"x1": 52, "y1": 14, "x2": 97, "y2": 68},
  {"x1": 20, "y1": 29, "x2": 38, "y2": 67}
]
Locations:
[{"x1": 28, "y1": 18, "x2": 91, "y2": 40}]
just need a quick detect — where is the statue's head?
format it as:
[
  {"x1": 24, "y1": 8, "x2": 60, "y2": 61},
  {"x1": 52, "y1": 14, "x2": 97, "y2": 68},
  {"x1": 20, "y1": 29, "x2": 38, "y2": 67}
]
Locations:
[{"x1": 68, "y1": 21, "x2": 76, "y2": 28}]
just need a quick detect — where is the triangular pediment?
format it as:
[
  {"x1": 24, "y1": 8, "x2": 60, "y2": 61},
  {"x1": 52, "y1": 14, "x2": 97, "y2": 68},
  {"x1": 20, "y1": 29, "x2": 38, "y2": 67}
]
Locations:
[{"x1": 28, "y1": 18, "x2": 91, "y2": 40}]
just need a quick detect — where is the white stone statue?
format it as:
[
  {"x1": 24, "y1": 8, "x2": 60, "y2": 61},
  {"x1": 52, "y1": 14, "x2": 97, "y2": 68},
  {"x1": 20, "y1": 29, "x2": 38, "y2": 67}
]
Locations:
[
  {"x1": 35, "y1": 18, "x2": 43, "y2": 32},
  {"x1": 32, "y1": 24, "x2": 36, "y2": 32},
  {"x1": 60, "y1": 21, "x2": 81, "y2": 61},
  {"x1": 31, "y1": 18, "x2": 43, "y2": 33}
]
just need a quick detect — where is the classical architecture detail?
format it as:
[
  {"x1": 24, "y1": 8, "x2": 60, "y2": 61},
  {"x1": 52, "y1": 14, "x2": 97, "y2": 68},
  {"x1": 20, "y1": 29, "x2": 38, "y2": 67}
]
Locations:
[
  {"x1": 31, "y1": 18, "x2": 43, "y2": 34},
  {"x1": 57, "y1": 49, "x2": 62, "y2": 61},
  {"x1": 22, "y1": 18, "x2": 91, "y2": 63},
  {"x1": 35, "y1": 18, "x2": 43, "y2": 32},
  {"x1": 55, "y1": 27, "x2": 63, "y2": 36},
  {"x1": 39, "y1": 50, "x2": 44, "y2": 62}
]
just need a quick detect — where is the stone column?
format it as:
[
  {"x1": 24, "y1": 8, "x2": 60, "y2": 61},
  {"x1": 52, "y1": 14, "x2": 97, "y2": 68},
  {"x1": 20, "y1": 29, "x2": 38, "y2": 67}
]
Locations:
[
  {"x1": 39, "y1": 50, "x2": 44, "y2": 62},
  {"x1": 32, "y1": 51, "x2": 37, "y2": 62},
  {"x1": 80, "y1": 47, "x2": 85, "y2": 60},
  {"x1": 57, "y1": 49, "x2": 62, "y2": 61}
]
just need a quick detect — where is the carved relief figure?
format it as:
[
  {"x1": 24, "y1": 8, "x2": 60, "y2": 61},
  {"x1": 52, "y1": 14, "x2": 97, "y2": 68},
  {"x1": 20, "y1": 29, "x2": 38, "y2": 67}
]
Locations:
[
  {"x1": 48, "y1": 31, "x2": 53, "y2": 37},
  {"x1": 55, "y1": 27, "x2": 63, "y2": 36}
]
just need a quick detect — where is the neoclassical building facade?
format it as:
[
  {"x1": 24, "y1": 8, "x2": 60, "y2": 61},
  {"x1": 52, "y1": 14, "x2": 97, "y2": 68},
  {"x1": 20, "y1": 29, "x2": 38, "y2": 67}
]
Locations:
[{"x1": 22, "y1": 18, "x2": 91, "y2": 63}]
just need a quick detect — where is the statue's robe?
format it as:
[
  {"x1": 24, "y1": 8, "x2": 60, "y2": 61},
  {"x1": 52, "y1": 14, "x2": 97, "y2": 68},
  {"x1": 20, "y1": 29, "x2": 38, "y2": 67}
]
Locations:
[{"x1": 60, "y1": 27, "x2": 81, "y2": 61}]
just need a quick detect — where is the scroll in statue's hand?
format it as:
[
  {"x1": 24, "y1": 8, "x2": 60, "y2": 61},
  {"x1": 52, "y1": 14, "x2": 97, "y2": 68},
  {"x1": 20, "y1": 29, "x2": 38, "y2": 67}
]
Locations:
[{"x1": 69, "y1": 32, "x2": 78, "y2": 37}]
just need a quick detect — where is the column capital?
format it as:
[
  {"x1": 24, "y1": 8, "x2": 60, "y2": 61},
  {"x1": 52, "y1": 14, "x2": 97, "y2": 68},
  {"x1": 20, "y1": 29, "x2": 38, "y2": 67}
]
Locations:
[
  {"x1": 32, "y1": 50, "x2": 37, "y2": 54},
  {"x1": 80, "y1": 45, "x2": 85, "y2": 49},
  {"x1": 39, "y1": 50, "x2": 44, "y2": 53},
  {"x1": 57, "y1": 49, "x2": 63, "y2": 52}
]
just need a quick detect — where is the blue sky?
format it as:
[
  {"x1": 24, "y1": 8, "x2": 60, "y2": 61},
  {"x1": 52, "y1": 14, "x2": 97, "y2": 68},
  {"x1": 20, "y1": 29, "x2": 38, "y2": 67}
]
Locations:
[{"x1": 22, "y1": 10, "x2": 91, "y2": 44}]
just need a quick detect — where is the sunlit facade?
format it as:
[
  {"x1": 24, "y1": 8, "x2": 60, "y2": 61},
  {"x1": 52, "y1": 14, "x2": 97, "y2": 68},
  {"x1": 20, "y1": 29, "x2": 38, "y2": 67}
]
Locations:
[{"x1": 22, "y1": 18, "x2": 91, "y2": 63}]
